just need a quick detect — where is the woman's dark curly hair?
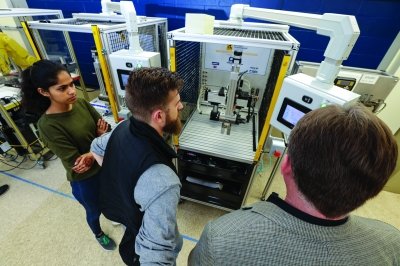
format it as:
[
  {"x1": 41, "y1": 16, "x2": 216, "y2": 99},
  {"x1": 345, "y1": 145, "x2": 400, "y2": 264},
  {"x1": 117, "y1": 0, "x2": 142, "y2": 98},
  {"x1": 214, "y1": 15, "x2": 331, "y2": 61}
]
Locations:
[{"x1": 21, "y1": 60, "x2": 68, "y2": 115}]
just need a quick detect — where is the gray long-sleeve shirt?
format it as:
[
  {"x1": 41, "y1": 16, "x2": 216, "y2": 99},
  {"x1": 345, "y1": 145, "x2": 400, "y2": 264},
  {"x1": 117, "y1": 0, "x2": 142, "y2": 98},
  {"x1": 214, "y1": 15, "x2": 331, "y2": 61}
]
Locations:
[
  {"x1": 90, "y1": 126, "x2": 115, "y2": 157},
  {"x1": 91, "y1": 131, "x2": 182, "y2": 265},
  {"x1": 134, "y1": 164, "x2": 183, "y2": 265}
]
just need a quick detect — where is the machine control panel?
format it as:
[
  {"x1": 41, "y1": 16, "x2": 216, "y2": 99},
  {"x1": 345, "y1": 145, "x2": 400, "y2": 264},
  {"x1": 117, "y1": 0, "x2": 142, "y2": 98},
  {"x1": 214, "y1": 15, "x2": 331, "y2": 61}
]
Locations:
[
  {"x1": 108, "y1": 49, "x2": 161, "y2": 96},
  {"x1": 271, "y1": 73, "x2": 360, "y2": 135}
]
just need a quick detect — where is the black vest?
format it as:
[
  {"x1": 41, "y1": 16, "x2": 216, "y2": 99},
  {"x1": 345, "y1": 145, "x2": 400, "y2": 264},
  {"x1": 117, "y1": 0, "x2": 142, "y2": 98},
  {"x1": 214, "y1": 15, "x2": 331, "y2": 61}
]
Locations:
[{"x1": 99, "y1": 117, "x2": 177, "y2": 265}]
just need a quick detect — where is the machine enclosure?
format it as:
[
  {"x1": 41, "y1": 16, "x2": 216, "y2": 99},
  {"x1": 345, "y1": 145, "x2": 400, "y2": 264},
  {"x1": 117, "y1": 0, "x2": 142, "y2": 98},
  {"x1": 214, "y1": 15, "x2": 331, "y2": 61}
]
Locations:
[
  {"x1": 271, "y1": 73, "x2": 360, "y2": 136},
  {"x1": 108, "y1": 49, "x2": 161, "y2": 96}
]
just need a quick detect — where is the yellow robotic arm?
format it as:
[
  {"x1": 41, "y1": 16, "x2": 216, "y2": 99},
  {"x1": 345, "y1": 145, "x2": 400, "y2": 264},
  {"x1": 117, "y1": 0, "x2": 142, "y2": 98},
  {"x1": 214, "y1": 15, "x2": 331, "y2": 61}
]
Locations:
[{"x1": 0, "y1": 32, "x2": 38, "y2": 75}]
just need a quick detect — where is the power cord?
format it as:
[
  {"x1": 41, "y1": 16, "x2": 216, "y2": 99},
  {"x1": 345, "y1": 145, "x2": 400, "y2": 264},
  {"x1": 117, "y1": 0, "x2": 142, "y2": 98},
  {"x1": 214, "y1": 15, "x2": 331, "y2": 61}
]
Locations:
[{"x1": 0, "y1": 149, "x2": 58, "y2": 171}]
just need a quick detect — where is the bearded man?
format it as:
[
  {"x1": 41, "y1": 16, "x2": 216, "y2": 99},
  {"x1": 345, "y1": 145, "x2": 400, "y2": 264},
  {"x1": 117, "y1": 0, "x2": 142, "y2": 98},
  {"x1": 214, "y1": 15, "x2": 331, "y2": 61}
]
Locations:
[{"x1": 97, "y1": 67, "x2": 184, "y2": 266}]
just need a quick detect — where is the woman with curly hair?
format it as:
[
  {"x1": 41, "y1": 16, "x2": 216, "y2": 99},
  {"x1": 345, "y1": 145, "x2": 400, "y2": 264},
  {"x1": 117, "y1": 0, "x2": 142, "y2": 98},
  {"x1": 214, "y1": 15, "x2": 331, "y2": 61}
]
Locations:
[{"x1": 21, "y1": 59, "x2": 116, "y2": 251}]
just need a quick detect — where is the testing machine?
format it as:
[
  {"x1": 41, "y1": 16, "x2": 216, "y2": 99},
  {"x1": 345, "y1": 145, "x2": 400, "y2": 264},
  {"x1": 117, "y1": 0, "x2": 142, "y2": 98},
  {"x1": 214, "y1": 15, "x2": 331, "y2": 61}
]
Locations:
[
  {"x1": 27, "y1": 0, "x2": 168, "y2": 122},
  {"x1": 169, "y1": 8, "x2": 300, "y2": 210},
  {"x1": 172, "y1": 4, "x2": 360, "y2": 210}
]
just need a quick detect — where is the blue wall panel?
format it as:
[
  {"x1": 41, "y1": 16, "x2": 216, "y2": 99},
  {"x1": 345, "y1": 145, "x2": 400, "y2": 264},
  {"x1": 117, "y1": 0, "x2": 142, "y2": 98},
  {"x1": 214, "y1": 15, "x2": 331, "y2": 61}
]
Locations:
[
  {"x1": 26, "y1": 0, "x2": 400, "y2": 88},
  {"x1": 68, "y1": 32, "x2": 98, "y2": 87},
  {"x1": 359, "y1": 0, "x2": 399, "y2": 17},
  {"x1": 283, "y1": 0, "x2": 323, "y2": 13},
  {"x1": 322, "y1": 0, "x2": 362, "y2": 14},
  {"x1": 250, "y1": 0, "x2": 284, "y2": 9}
]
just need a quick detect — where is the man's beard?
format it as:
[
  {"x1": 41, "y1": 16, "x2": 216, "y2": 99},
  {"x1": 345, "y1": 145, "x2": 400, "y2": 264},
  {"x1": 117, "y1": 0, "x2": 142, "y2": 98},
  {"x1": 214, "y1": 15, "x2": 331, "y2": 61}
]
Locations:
[{"x1": 163, "y1": 113, "x2": 182, "y2": 135}]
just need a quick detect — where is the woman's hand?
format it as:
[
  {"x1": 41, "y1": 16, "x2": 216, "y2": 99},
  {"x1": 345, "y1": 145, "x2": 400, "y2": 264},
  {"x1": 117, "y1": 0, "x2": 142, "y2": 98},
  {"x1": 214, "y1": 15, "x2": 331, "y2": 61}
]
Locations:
[
  {"x1": 72, "y1": 153, "x2": 94, "y2": 174},
  {"x1": 97, "y1": 118, "x2": 109, "y2": 136}
]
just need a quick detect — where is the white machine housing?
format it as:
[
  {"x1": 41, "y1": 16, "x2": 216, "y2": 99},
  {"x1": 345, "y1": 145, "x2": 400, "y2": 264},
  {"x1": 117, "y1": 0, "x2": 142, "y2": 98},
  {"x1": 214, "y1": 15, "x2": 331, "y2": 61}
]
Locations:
[
  {"x1": 294, "y1": 61, "x2": 398, "y2": 107},
  {"x1": 226, "y1": 4, "x2": 361, "y2": 135},
  {"x1": 108, "y1": 49, "x2": 161, "y2": 96},
  {"x1": 270, "y1": 73, "x2": 360, "y2": 135}
]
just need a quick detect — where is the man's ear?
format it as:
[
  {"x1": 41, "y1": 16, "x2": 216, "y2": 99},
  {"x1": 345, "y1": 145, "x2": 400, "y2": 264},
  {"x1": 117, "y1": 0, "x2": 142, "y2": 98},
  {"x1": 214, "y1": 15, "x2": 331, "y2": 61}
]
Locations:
[
  {"x1": 151, "y1": 109, "x2": 164, "y2": 125},
  {"x1": 281, "y1": 155, "x2": 292, "y2": 177},
  {"x1": 37, "y1": 88, "x2": 50, "y2": 97}
]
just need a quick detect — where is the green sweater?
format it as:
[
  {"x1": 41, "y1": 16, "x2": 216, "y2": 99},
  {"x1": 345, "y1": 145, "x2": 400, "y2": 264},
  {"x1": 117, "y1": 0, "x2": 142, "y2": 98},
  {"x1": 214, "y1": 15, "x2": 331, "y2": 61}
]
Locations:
[{"x1": 38, "y1": 98, "x2": 101, "y2": 181}]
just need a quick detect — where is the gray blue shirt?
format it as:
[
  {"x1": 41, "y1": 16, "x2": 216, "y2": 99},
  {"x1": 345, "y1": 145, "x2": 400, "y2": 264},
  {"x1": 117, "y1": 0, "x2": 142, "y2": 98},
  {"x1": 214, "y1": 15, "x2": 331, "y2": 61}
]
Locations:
[
  {"x1": 91, "y1": 130, "x2": 182, "y2": 265},
  {"x1": 135, "y1": 164, "x2": 182, "y2": 265}
]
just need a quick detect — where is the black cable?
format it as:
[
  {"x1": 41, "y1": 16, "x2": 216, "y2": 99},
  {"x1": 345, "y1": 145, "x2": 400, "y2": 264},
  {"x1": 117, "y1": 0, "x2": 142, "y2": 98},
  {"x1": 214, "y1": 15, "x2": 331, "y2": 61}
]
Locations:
[
  {"x1": 2, "y1": 152, "x2": 21, "y2": 162},
  {"x1": 235, "y1": 70, "x2": 248, "y2": 92},
  {"x1": 231, "y1": 70, "x2": 249, "y2": 107},
  {"x1": 0, "y1": 154, "x2": 28, "y2": 171},
  {"x1": 0, "y1": 158, "x2": 38, "y2": 170},
  {"x1": 0, "y1": 164, "x2": 21, "y2": 172},
  {"x1": 0, "y1": 145, "x2": 57, "y2": 170},
  {"x1": 252, "y1": 114, "x2": 256, "y2": 152},
  {"x1": 238, "y1": 70, "x2": 248, "y2": 80}
]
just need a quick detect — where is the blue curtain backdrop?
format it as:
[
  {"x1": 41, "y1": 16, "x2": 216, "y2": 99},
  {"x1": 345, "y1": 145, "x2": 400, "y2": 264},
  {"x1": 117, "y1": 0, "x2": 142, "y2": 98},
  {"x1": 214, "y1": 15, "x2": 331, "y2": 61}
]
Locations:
[{"x1": 26, "y1": 0, "x2": 400, "y2": 88}]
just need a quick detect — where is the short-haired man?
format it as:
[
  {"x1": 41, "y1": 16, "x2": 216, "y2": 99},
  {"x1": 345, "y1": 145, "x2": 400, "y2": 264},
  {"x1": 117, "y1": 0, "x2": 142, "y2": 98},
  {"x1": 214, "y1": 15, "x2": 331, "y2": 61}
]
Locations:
[
  {"x1": 99, "y1": 67, "x2": 184, "y2": 265},
  {"x1": 189, "y1": 103, "x2": 400, "y2": 265}
]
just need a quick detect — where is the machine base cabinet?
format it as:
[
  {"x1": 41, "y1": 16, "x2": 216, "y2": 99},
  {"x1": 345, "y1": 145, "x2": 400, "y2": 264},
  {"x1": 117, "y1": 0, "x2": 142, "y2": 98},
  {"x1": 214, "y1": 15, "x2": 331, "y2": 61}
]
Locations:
[{"x1": 177, "y1": 149, "x2": 255, "y2": 210}]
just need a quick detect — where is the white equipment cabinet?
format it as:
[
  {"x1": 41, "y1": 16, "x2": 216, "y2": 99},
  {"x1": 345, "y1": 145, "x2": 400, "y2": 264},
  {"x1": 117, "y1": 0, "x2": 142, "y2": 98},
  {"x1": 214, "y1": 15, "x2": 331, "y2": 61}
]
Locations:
[
  {"x1": 169, "y1": 13, "x2": 300, "y2": 210},
  {"x1": 109, "y1": 49, "x2": 161, "y2": 97},
  {"x1": 270, "y1": 73, "x2": 359, "y2": 135},
  {"x1": 172, "y1": 4, "x2": 361, "y2": 210},
  {"x1": 293, "y1": 61, "x2": 398, "y2": 114}
]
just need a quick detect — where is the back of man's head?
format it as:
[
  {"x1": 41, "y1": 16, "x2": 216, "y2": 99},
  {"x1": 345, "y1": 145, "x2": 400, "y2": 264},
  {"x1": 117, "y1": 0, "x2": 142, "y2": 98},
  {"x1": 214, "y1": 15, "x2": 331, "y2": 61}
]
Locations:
[
  {"x1": 125, "y1": 67, "x2": 183, "y2": 122},
  {"x1": 288, "y1": 103, "x2": 397, "y2": 218}
]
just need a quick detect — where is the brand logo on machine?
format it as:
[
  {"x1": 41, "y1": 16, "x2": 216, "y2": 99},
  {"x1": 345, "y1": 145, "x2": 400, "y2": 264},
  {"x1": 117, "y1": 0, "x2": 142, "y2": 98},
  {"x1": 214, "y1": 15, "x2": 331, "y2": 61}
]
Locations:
[{"x1": 302, "y1": 95, "x2": 313, "y2": 104}]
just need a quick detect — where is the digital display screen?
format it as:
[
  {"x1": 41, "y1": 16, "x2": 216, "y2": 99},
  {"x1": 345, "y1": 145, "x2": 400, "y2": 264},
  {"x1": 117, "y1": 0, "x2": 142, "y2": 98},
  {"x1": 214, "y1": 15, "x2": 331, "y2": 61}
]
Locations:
[
  {"x1": 282, "y1": 105, "x2": 306, "y2": 126},
  {"x1": 117, "y1": 69, "x2": 131, "y2": 91},
  {"x1": 277, "y1": 98, "x2": 312, "y2": 130},
  {"x1": 334, "y1": 77, "x2": 356, "y2": 91},
  {"x1": 120, "y1": 74, "x2": 129, "y2": 87}
]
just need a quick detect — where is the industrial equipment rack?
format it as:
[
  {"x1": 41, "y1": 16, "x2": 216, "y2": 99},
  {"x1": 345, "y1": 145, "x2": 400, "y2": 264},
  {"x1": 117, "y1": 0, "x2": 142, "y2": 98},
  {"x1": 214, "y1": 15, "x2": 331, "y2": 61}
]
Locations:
[
  {"x1": 0, "y1": 8, "x2": 64, "y2": 166},
  {"x1": 168, "y1": 20, "x2": 299, "y2": 210},
  {"x1": 27, "y1": 14, "x2": 168, "y2": 122}
]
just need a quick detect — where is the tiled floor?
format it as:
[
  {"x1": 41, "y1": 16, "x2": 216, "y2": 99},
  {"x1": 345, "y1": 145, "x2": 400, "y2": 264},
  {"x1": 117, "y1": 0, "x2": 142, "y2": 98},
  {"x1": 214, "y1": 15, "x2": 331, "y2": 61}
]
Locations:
[{"x1": 1, "y1": 152, "x2": 399, "y2": 265}]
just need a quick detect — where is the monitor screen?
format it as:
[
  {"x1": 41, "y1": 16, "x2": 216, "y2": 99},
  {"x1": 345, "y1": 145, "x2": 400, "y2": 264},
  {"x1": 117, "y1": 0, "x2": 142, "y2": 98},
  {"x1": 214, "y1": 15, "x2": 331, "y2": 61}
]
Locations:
[
  {"x1": 117, "y1": 69, "x2": 131, "y2": 91},
  {"x1": 277, "y1": 97, "x2": 311, "y2": 130},
  {"x1": 282, "y1": 105, "x2": 306, "y2": 126},
  {"x1": 121, "y1": 73, "x2": 129, "y2": 87}
]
